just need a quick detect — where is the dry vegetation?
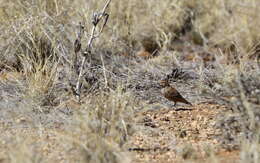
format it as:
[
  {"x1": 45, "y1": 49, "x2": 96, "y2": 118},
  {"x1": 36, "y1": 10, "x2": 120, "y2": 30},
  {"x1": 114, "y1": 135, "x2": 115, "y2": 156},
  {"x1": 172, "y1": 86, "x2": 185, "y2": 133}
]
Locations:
[{"x1": 0, "y1": 0, "x2": 260, "y2": 162}]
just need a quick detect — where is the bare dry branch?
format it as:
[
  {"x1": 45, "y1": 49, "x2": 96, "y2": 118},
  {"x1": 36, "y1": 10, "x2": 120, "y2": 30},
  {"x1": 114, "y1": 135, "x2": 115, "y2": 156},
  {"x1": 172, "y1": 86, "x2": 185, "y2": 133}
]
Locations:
[{"x1": 75, "y1": 0, "x2": 111, "y2": 102}]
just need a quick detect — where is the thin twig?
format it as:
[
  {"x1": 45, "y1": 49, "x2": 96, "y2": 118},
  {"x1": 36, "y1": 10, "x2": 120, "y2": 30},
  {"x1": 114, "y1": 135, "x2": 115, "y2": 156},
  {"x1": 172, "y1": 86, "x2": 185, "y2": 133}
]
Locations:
[{"x1": 100, "y1": 53, "x2": 108, "y2": 88}]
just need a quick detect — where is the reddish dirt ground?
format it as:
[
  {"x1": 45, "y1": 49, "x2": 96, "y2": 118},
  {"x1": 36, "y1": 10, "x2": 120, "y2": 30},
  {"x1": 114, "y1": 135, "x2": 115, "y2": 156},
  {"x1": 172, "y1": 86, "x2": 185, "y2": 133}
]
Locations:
[{"x1": 129, "y1": 103, "x2": 240, "y2": 163}]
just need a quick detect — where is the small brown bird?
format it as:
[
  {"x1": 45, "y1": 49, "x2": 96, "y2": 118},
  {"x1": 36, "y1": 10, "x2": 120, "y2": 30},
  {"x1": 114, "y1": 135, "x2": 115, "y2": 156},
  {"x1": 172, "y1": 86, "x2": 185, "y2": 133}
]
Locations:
[{"x1": 160, "y1": 79, "x2": 192, "y2": 106}]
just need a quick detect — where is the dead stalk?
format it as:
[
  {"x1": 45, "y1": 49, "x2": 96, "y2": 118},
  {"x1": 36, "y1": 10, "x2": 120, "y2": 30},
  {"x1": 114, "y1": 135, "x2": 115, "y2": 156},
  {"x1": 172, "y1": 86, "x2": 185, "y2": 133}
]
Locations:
[
  {"x1": 74, "y1": 0, "x2": 111, "y2": 102},
  {"x1": 100, "y1": 53, "x2": 108, "y2": 87}
]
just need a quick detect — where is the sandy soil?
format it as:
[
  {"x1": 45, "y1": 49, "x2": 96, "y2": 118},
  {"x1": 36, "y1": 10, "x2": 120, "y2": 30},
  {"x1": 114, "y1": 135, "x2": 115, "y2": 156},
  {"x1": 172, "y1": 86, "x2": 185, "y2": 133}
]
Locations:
[{"x1": 128, "y1": 103, "x2": 239, "y2": 163}]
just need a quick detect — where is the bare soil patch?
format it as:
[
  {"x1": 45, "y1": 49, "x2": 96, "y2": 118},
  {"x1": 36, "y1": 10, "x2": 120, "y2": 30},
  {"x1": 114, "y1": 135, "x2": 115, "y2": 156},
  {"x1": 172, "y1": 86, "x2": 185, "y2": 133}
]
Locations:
[{"x1": 129, "y1": 104, "x2": 239, "y2": 163}]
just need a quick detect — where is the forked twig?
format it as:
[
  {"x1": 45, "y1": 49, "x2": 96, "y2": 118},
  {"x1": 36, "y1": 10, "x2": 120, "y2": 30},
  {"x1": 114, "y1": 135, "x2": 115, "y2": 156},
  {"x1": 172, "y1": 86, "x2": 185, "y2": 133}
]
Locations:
[{"x1": 75, "y1": 0, "x2": 111, "y2": 102}]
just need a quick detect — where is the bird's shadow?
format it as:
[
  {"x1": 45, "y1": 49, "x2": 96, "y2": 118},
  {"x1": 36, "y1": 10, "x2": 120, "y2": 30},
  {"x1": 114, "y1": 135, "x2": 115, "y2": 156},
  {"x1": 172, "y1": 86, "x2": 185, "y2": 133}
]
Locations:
[{"x1": 174, "y1": 107, "x2": 193, "y2": 111}]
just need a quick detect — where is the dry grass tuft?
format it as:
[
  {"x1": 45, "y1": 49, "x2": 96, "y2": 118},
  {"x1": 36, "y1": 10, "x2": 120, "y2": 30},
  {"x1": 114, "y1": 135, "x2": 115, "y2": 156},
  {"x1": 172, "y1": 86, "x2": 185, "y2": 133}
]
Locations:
[
  {"x1": 203, "y1": 59, "x2": 260, "y2": 150},
  {"x1": 62, "y1": 87, "x2": 138, "y2": 163}
]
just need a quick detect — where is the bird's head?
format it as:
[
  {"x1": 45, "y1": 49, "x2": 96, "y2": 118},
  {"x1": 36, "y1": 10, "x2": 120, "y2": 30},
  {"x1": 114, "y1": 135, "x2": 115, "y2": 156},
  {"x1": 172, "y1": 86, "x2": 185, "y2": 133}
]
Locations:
[{"x1": 159, "y1": 79, "x2": 170, "y2": 88}]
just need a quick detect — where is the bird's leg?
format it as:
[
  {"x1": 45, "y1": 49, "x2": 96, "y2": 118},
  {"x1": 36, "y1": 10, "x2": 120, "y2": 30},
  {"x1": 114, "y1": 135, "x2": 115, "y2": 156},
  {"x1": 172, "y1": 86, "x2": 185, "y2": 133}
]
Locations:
[{"x1": 173, "y1": 102, "x2": 176, "y2": 107}]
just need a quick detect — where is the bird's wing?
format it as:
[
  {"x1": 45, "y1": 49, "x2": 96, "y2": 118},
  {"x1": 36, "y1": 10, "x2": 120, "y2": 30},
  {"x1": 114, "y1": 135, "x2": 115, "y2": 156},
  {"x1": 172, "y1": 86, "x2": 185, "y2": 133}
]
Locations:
[
  {"x1": 163, "y1": 87, "x2": 192, "y2": 105},
  {"x1": 164, "y1": 87, "x2": 183, "y2": 99}
]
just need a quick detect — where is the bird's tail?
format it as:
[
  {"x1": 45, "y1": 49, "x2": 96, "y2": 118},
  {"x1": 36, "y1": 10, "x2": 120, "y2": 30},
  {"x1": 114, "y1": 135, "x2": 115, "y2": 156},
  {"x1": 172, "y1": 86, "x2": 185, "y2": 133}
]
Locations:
[
  {"x1": 186, "y1": 101, "x2": 192, "y2": 106},
  {"x1": 180, "y1": 98, "x2": 192, "y2": 106}
]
